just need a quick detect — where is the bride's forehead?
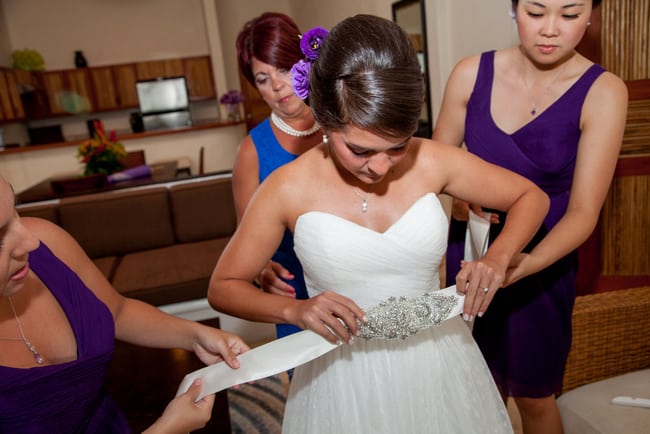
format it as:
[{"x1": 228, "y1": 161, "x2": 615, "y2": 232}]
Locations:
[{"x1": 335, "y1": 125, "x2": 406, "y2": 150}]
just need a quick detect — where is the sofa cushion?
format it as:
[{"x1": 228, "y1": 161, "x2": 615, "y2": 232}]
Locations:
[
  {"x1": 557, "y1": 369, "x2": 650, "y2": 434},
  {"x1": 16, "y1": 202, "x2": 59, "y2": 224},
  {"x1": 110, "y1": 238, "x2": 230, "y2": 305},
  {"x1": 169, "y1": 176, "x2": 236, "y2": 243},
  {"x1": 92, "y1": 256, "x2": 119, "y2": 280},
  {"x1": 57, "y1": 187, "x2": 175, "y2": 258}
]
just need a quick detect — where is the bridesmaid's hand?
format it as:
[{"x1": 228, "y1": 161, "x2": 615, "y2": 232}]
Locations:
[
  {"x1": 451, "y1": 198, "x2": 499, "y2": 224},
  {"x1": 451, "y1": 198, "x2": 472, "y2": 221},
  {"x1": 258, "y1": 260, "x2": 297, "y2": 297},
  {"x1": 504, "y1": 252, "x2": 545, "y2": 286},
  {"x1": 143, "y1": 379, "x2": 214, "y2": 434},
  {"x1": 289, "y1": 292, "x2": 367, "y2": 344}
]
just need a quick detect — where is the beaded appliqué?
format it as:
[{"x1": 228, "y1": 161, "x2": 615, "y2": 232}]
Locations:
[{"x1": 357, "y1": 292, "x2": 458, "y2": 340}]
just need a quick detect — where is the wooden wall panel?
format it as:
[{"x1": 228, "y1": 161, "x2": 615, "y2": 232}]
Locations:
[
  {"x1": 621, "y1": 99, "x2": 650, "y2": 155},
  {"x1": 600, "y1": 173, "x2": 650, "y2": 275},
  {"x1": 601, "y1": 0, "x2": 650, "y2": 81}
]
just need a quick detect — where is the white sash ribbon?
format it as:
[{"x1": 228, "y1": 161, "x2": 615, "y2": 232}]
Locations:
[{"x1": 177, "y1": 285, "x2": 464, "y2": 400}]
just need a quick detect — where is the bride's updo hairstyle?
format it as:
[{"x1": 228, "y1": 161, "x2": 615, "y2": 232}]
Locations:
[{"x1": 309, "y1": 14, "x2": 424, "y2": 139}]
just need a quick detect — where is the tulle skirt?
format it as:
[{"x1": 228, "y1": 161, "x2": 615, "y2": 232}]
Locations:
[{"x1": 282, "y1": 316, "x2": 513, "y2": 434}]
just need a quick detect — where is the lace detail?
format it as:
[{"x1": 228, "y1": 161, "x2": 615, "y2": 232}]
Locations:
[{"x1": 358, "y1": 292, "x2": 460, "y2": 340}]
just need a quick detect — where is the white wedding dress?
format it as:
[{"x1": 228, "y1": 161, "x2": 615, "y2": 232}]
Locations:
[{"x1": 282, "y1": 193, "x2": 513, "y2": 434}]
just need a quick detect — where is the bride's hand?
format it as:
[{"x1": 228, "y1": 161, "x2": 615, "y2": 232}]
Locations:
[
  {"x1": 289, "y1": 291, "x2": 367, "y2": 344},
  {"x1": 455, "y1": 258, "x2": 506, "y2": 321}
]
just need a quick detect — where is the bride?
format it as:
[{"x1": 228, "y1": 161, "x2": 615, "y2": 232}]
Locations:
[{"x1": 208, "y1": 14, "x2": 549, "y2": 433}]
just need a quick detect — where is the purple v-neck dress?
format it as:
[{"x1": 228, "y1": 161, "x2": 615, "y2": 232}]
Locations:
[
  {"x1": 446, "y1": 50, "x2": 605, "y2": 397},
  {"x1": 0, "y1": 242, "x2": 130, "y2": 433}
]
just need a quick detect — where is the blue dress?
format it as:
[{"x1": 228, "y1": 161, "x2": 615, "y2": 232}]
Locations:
[
  {"x1": 250, "y1": 118, "x2": 309, "y2": 338},
  {"x1": 0, "y1": 243, "x2": 131, "y2": 433},
  {"x1": 446, "y1": 51, "x2": 605, "y2": 397}
]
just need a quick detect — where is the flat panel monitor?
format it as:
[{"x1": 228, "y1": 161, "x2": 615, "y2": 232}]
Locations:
[{"x1": 136, "y1": 76, "x2": 189, "y2": 115}]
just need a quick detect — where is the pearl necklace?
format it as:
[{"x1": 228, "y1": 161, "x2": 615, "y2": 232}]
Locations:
[
  {"x1": 271, "y1": 112, "x2": 321, "y2": 137},
  {"x1": 1, "y1": 296, "x2": 45, "y2": 364}
]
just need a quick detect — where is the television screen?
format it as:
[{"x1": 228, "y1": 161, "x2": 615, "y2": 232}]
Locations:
[{"x1": 136, "y1": 76, "x2": 189, "y2": 114}]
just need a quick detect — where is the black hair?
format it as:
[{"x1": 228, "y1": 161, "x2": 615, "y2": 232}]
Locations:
[{"x1": 511, "y1": 0, "x2": 602, "y2": 8}]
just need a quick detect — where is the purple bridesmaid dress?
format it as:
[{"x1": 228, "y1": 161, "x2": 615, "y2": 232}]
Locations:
[
  {"x1": 446, "y1": 50, "x2": 605, "y2": 397},
  {"x1": 0, "y1": 243, "x2": 131, "y2": 433}
]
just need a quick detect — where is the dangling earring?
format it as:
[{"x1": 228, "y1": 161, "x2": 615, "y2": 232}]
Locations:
[{"x1": 322, "y1": 134, "x2": 329, "y2": 144}]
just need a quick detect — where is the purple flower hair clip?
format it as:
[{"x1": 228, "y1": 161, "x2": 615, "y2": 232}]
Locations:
[
  {"x1": 291, "y1": 26, "x2": 329, "y2": 101},
  {"x1": 300, "y1": 26, "x2": 328, "y2": 60},
  {"x1": 291, "y1": 60, "x2": 311, "y2": 100}
]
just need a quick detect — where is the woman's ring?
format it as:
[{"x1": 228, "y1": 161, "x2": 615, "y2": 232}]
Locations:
[{"x1": 482, "y1": 287, "x2": 489, "y2": 293}]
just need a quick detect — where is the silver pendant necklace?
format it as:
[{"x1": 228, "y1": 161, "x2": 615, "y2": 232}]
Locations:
[
  {"x1": 271, "y1": 112, "x2": 321, "y2": 137},
  {"x1": 521, "y1": 56, "x2": 568, "y2": 116},
  {"x1": 1, "y1": 296, "x2": 45, "y2": 364}
]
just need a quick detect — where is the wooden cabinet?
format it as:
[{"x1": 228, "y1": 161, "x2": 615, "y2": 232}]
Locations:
[
  {"x1": 0, "y1": 68, "x2": 25, "y2": 121},
  {"x1": 5, "y1": 55, "x2": 216, "y2": 120},
  {"x1": 239, "y1": 71, "x2": 270, "y2": 132},
  {"x1": 112, "y1": 64, "x2": 139, "y2": 108},
  {"x1": 41, "y1": 69, "x2": 93, "y2": 114},
  {"x1": 183, "y1": 56, "x2": 215, "y2": 100},
  {"x1": 88, "y1": 66, "x2": 119, "y2": 111},
  {"x1": 135, "y1": 59, "x2": 184, "y2": 81},
  {"x1": 88, "y1": 64, "x2": 139, "y2": 111},
  {"x1": 134, "y1": 57, "x2": 215, "y2": 100}
]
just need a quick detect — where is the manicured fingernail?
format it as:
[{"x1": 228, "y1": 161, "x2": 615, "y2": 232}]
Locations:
[
  {"x1": 478, "y1": 311, "x2": 484, "y2": 318},
  {"x1": 463, "y1": 313, "x2": 470, "y2": 321}
]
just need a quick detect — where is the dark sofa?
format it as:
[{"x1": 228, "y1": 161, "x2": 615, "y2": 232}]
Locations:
[{"x1": 16, "y1": 174, "x2": 236, "y2": 306}]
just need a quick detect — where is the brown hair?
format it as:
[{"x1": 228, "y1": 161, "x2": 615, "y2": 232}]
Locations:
[
  {"x1": 309, "y1": 15, "x2": 423, "y2": 139},
  {"x1": 236, "y1": 12, "x2": 303, "y2": 86}
]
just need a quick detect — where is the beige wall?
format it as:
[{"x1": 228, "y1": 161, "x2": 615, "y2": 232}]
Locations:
[
  {"x1": 0, "y1": 0, "x2": 517, "y2": 193},
  {"x1": 425, "y1": 0, "x2": 518, "y2": 117},
  {"x1": 1, "y1": 0, "x2": 210, "y2": 70},
  {"x1": 1, "y1": 0, "x2": 518, "y2": 121},
  {"x1": 0, "y1": 2, "x2": 10, "y2": 67},
  {"x1": 0, "y1": 123, "x2": 246, "y2": 194}
]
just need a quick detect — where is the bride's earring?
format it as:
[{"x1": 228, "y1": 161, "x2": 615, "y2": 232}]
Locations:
[{"x1": 323, "y1": 134, "x2": 329, "y2": 144}]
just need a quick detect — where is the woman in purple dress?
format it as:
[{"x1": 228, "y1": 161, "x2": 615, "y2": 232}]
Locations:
[
  {"x1": 0, "y1": 174, "x2": 249, "y2": 433},
  {"x1": 433, "y1": 1, "x2": 627, "y2": 433}
]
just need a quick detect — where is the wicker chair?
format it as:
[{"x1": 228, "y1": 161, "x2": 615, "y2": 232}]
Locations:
[
  {"x1": 558, "y1": 286, "x2": 650, "y2": 433},
  {"x1": 562, "y1": 285, "x2": 650, "y2": 392}
]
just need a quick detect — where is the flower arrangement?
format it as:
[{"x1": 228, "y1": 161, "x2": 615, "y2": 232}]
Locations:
[
  {"x1": 291, "y1": 27, "x2": 329, "y2": 100},
  {"x1": 77, "y1": 120, "x2": 127, "y2": 176},
  {"x1": 220, "y1": 90, "x2": 245, "y2": 121}
]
